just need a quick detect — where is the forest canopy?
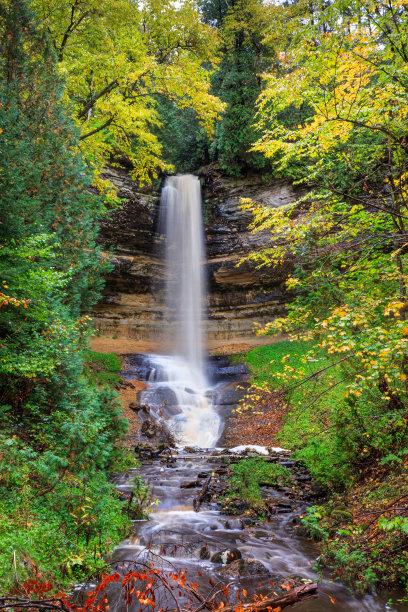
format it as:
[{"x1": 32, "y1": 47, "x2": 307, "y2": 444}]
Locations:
[{"x1": 29, "y1": 0, "x2": 225, "y2": 186}]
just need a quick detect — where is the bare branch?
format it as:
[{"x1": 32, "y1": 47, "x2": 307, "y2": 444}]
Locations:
[{"x1": 79, "y1": 116, "x2": 115, "y2": 140}]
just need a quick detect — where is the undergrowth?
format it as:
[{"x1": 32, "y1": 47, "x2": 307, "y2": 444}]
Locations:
[
  {"x1": 0, "y1": 436, "x2": 129, "y2": 590},
  {"x1": 84, "y1": 350, "x2": 122, "y2": 386},
  {"x1": 222, "y1": 457, "x2": 292, "y2": 516},
  {"x1": 234, "y1": 340, "x2": 408, "y2": 597},
  {"x1": 301, "y1": 467, "x2": 408, "y2": 594}
]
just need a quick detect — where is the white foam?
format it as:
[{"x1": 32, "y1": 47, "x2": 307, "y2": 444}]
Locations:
[
  {"x1": 229, "y1": 445, "x2": 290, "y2": 455},
  {"x1": 156, "y1": 176, "x2": 221, "y2": 448}
]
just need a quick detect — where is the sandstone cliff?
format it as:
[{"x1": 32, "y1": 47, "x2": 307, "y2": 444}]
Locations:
[{"x1": 91, "y1": 167, "x2": 300, "y2": 354}]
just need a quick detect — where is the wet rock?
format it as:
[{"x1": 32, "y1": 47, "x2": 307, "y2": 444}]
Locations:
[
  {"x1": 224, "y1": 519, "x2": 244, "y2": 530},
  {"x1": 254, "y1": 530, "x2": 269, "y2": 538},
  {"x1": 277, "y1": 501, "x2": 293, "y2": 509},
  {"x1": 157, "y1": 442, "x2": 170, "y2": 451},
  {"x1": 161, "y1": 405, "x2": 183, "y2": 417},
  {"x1": 141, "y1": 420, "x2": 158, "y2": 438},
  {"x1": 295, "y1": 474, "x2": 312, "y2": 482},
  {"x1": 199, "y1": 546, "x2": 210, "y2": 560},
  {"x1": 221, "y1": 499, "x2": 250, "y2": 515},
  {"x1": 121, "y1": 355, "x2": 153, "y2": 381},
  {"x1": 156, "y1": 387, "x2": 178, "y2": 406},
  {"x1": 264, "y1": 496, "x2": 294, "y2": 514},
  {"x1": 184, "y1": 447, "x2": 196, "y2": 454},
  {"x1": 134, "y1": 442, "x2": 161, "y2": 458},
  {"x1": 198, "y1": 471, "x2": 210, "y2": 479},
  {"x1": 129, "y1": 402, "x2": 150, "y2": 414},
  {"x1": 279, "y1": 487, "x2": 294, "y2": 494},
  {"x1": 220, "y1": 559, "x2": 270, "y2": 577},
  {"x1": 216, "y1": 383, "x2": 249, "y2": 406},
  {"x1": 115, "y1": 379, "x2": 136, "y2": 391},
  {"x1": 185, "y1": 388, "x2": 196, "y2": 394},
  {"x1": 180, "y1": 480, "x2": 199, "y2": 489},
  {"x1": 207, "y1": 362, "x2": 249, "y2": 384},
  {"x1": 211, "y1": 549, "x2": 242, "y2": 565}
]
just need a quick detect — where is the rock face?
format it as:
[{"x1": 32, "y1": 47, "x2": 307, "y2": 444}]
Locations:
[
  {"x1": 203, "y1": 171, "x2": 300, "y2": 345},
  {"x1": 92, "y1": 166, "x2": 301, "y2": 351}
]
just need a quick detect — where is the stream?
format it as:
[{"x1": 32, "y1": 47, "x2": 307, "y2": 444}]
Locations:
[{"x1": 108, "y1": 354, "x2": 408, "y2": 612}]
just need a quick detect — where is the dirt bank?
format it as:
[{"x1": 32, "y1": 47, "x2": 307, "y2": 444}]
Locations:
[
  {"x1": 117, "y1": 379, "x2": 148, "y2": 449},
  {"x1": 89, "y1": 334, "x2": 284, "y2": 357},
  {"x1": 223, "y1": 388, "x2": 288, "y2": 448}
]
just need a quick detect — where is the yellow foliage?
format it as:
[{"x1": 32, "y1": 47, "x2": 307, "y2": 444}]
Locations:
[{"x1": 32, "y1": 0, "x2": 225, "y2": 185}]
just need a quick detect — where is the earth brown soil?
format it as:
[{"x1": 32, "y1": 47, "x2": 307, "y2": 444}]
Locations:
[
  {"x1": 117, "y1": 379, "x2": 148, "y2": 449},
  {"x1": 89, "y1": 334, "x2": 282, "y2": 356},
  {"x1": 223, "y1": 388, "x2": 288, "y2": 448}
]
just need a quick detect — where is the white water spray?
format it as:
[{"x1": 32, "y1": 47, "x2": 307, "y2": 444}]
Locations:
[{"x1": 154, "y1": 175, "x2": 220, "y2": 447}]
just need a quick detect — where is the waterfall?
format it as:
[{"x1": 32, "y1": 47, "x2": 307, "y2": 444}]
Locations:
[
  {"x1": 151, "y1": 174, "x2": 220, "y2": 448},
  {"x1": 160, "y1": 175, "x2": 206, "y2": 389}
]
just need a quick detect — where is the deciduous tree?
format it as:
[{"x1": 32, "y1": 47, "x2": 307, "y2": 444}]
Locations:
[{"x1": 31, "y1": 0, "x2": 224, "y2": 184}]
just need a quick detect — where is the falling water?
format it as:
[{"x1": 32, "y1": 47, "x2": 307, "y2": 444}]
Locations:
[
  {"x1": 161, "y1": 175, "x2": 206, "y2": 387},
  {"x1": 153, "y1": 175, "x2": 220, "y2": 447}
]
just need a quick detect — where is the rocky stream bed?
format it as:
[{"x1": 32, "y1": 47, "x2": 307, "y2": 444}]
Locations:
[{"x1": 100, "y1": 354, "x2": 408, "y2": 611}]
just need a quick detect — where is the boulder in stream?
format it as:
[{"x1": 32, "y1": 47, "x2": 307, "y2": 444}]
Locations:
[
  {"x1": 211, "y1": 548, "x2": 242, "y2": 564},
  {"x1": 199, "y1": 546, "x2": 210, "y2": 560},
  {"x1": 141, "y1": 419, "x2": 159, "y2": 438},
  {"x1": 129, "y1": 402, "x2": 150, "y2": 414},
  {"x1": 220, "y1": 559, "x2": 270, "y2": 578},
  {"x1": 141, "y1": 386, "x2": 178, "y2": 408},
  {"x1": 162, "y1": 404, "x2": 183, "y2": 417},
  {"x1": 216, "y1": 383, "x2": 249, "y2": 406}
]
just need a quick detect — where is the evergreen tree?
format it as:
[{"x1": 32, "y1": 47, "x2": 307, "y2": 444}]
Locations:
[
  {"x1": 0, "y1": 0, "x2": 107, "y2": 380},
  {"x1": 0, "y1": 3, "x2": 127, "y2": 584},
  {"x1": 155, "y1": 0, "x2": 276, "y2": 176},
  {"x1": 198, "y1": 0, "x2": 275, "y2": 175}
]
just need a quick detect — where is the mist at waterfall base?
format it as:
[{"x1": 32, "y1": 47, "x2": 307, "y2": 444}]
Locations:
[{"x1": 150, "y1": 174, "x2": 220, "y2": 448}]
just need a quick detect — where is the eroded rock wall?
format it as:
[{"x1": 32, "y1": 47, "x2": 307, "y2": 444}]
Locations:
[{"x1": 92, "y1": 167, "x2": 300, "y2": 353}]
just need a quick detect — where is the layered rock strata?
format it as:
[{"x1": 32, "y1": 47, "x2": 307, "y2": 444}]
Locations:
[{"x1": 92, "y1": 167, "x2": 301, "y2": 353}]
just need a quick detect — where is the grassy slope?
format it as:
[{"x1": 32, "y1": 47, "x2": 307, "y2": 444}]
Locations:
[
  {"x1": 84, "y1": 350, "x2": 123, "y2": 386},
  {"x1": 235, "y1": 340, "x2": 408, "y2": 596},
  {"x1": 234, "y1": 340, "x2": 348, "y2": 482}
]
